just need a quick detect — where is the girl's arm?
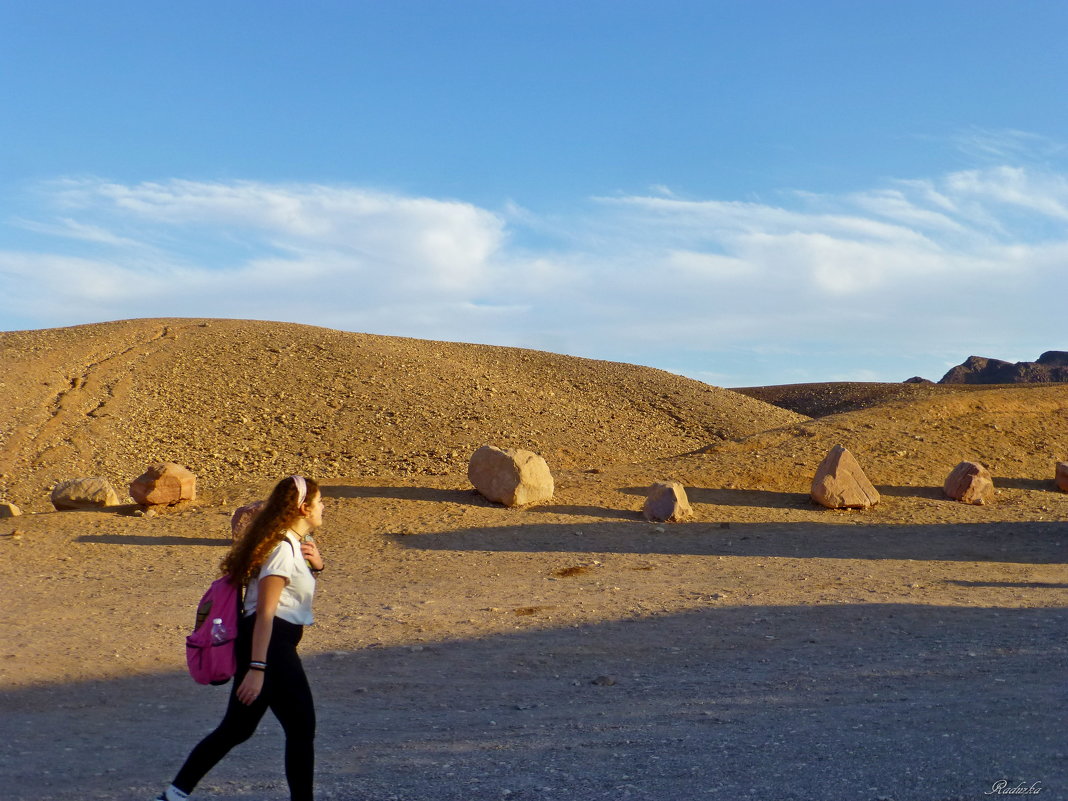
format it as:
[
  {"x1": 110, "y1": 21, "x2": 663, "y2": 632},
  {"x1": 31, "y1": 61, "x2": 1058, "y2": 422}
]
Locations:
[{"x1": 235, "y1": 574, "x2": 286, "y2": 705}]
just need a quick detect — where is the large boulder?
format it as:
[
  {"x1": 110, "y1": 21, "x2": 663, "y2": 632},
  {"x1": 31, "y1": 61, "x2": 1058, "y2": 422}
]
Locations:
[
  {"x1": 129, "y1": 462, "x2": 197, "y2": 506},
  {"x1": 231, "y1": 500, "x2": 266, "y2": 539},
  {"x1": 51, "y1": 478, "x2": 121, "y2": 510},
  {"x1": 1055, "y1": 462, "x2": 1068, "y2": 493},
  {"x1": 642, "y1": 481, "x2": 693, "y2": 522},
  {"x1": 468, "y1": 446, "x2": 554, "y2": 507},
  {"x1": 943, "y1": 461, "x2": 995, "y2": 505},
  {"x1": 810, "y1": 445, "x2": 880, "y2": 509}
]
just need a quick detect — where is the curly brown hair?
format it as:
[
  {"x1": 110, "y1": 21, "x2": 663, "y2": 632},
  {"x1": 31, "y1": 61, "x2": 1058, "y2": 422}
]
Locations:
[{"x1": 221, "y1": 475, "x2": 320, "y2": 585}]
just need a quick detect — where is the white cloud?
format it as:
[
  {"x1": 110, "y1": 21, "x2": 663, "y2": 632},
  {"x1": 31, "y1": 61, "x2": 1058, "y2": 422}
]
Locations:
[
  {"x1": 665, "y1": 250, "x2": 755, "y2": 281},
  {"x1": 11, "y1": 217, "x2": 149, "y2": 249},
  {"x1": 847, "y1": 189, "x2": 969, "y2": 235},
  {"x1": 3, "y1": 162, "x2": 1068, "y2": 385},
  {"x1": 47, "y1": 178, "x2": 507, "y2": 292},
  {"x1": 945, "y1": 167, "x2": 1068, "y2": 221},
  {"x1": 953, "y1": 128, "x2": 1066, "y2": 164}
]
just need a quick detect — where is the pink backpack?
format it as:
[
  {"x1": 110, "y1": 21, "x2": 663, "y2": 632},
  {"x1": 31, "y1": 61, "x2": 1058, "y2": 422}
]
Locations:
[{"x1": 186, "y1": 576, "x2": 241, "y2": 685}]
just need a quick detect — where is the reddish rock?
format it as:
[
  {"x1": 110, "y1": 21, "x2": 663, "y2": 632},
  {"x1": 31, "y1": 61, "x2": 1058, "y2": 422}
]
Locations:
[
  {"x1": 810, "y1": 445, "x2": 880, "y2": 509},
  {"x1": 943, "y1": 461, "x2": 995, "y2": 505},
  {"x1": 129, "y1": 462, "x2": 196, "y2": 506},
  {"x1": 51, "y1": 478, "x2": 121, "y2": 510},
  {"x1": 642, "y1": 481, "x2": 693, "y2": 522},
  {"x1": 468, "y1": 445, "x2": 554, "y2": 507},
  {"x1": 1055, "y1": 462, "x2": 1068, "y2": 493},
  {"x1": 231, "y1": 500, "x2": 266, "y2": 539}
]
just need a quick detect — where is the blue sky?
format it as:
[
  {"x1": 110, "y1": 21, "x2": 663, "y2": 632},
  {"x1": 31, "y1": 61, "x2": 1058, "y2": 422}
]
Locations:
[{"x1": 2, "y1": 1, "x2": 1067, "y2": 386}]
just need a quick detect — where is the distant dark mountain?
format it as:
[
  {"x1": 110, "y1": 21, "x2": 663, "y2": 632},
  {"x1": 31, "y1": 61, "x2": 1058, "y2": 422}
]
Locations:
[{"x1": 939, "y1": 351, "x2": 1068, "y2": 384}]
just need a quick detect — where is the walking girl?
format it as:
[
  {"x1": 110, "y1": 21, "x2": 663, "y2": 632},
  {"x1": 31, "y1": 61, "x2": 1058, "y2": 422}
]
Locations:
[{"x1": 156, "y1": 475, "x2": 325, "y2": 801}]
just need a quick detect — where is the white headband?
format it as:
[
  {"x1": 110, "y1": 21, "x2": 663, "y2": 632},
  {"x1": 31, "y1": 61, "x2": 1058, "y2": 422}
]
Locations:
[{"x1": 291, "y1": 475, "x2": 307, "y2": 506}]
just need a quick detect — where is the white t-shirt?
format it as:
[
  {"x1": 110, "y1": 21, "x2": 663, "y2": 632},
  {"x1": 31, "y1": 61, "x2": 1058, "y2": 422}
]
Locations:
[{"x1": 243, "y1": 530, "x2": 316, "y2": 625}]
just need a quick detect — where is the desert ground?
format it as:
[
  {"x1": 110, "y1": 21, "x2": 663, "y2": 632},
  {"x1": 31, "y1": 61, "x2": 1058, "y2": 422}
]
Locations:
[{"x1": 1, "y1": 318, "x2": 1066, "y2": 801}]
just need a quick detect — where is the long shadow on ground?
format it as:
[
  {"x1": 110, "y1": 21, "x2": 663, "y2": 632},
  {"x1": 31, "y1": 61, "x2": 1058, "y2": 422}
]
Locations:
[
  {"x1": 623, "y1": 486, "x2": 808, "y2": 510},
  {"x1": 2, "y1": 602, "x2": 1065, "y2": 801},
  {"x1": 322, "y1": 484, "x2": 486, "y2": 505},
  {"x1": 384, "y1": 519, "x2": 1068, "y2": 565}
]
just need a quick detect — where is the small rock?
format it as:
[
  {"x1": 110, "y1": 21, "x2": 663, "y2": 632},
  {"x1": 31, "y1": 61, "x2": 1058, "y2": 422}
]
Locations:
[
  {"x1": 642, "y1": 481, "x2": 693, "y2": 523},
  {"x1": 231, "y1": 500, "x2": 266, "y2": 539},
  {"x1": 810, "y1": 445, "x2": 880, "y2": 509},
  {"x1": 468, "y1": 445, "x2": 554, "y2": 507},
  {"x1": 0, "y1": 502, "x2": 21, "y2": 518},
  {"x1": 129, "y1": 462, "x2": 196, "y2": 506},
  {"x1": 591, "y1": 675, "x2": 617, "y2": 686},
  {"x1": 1055, "y1": 461, "x2": 1068, "y2": 493},
  {"x1": 51, "y1": 477, "x2": 121, "y2": 510},
  {"x1": 943, "y1": 461, "x2": 994, "y2": 505}
]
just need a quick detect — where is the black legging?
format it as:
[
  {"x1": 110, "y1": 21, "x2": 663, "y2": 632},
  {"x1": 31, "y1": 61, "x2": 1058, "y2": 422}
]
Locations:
[{"x1": 172, "y1": 614, "x2": 315, "y2": 800}]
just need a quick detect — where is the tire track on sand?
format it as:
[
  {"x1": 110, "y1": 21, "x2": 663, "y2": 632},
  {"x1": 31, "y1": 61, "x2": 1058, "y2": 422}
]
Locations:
[{"x1": 0, "y1": 325, "x2": 187, "y2": 481}]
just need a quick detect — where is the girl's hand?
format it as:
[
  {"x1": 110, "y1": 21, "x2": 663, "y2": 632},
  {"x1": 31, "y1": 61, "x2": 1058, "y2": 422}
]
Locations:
[
  {"x1": 236, "y1": 669, "x2": 265, "y2": 705},
  {"x1": 301, "y1": 540, "x2": 324, "y2": 571}
]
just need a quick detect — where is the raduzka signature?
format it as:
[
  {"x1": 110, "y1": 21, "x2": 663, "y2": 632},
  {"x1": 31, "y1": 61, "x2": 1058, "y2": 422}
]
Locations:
[{"x1": 986, "y1": 780, "x2": 1044, "y2": 796}]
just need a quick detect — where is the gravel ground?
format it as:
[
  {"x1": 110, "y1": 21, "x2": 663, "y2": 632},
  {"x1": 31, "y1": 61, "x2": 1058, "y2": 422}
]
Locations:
[
  {"x1": 2, "y1": 509, "x2": 1065, "y2": 801},
  {"x1": 3, "y1": 601, "x2": 1065, "y2": 801}
]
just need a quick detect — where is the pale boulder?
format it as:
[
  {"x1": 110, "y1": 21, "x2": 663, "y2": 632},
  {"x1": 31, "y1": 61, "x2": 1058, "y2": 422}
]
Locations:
[
  {"x1": 943, "y1": 461, "x2": 995, "y2": 505},
  {"x1": 129, "y1": 462, "x2": 196, "y2": 506},
  {"x1": 642, "y1": 481, "x2": 693, "y2": 522},
  {"x1": 0, "y1": 502, "x2": 21, "y2": 518},
  {"x1": 1056, "y1": 462, "x2": 1068, "y2": 493},
  {"x1": 51, "y1": 478, "x2": 121, "y2": 510},
  {"x1": 468, "y1": 446, "x2": 554, "y2": 507},
  {"x1": 231, "y1": 500, "x2": 266, "y2": 539},
  {"x1": 810, "y1": 445, "x2": 880, "y2": 509}
]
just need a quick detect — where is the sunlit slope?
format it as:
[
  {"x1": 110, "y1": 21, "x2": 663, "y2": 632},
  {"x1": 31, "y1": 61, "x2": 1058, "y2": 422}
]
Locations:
[
  {"x1": 0, "y1": 318, "x2": 805, "y2": 508},
  {"x1": 654, "y1": 384, "x2": 1068, "y2": 496}
]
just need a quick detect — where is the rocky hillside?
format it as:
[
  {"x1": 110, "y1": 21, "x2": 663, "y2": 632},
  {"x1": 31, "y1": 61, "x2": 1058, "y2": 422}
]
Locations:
[
  {"x1": 732, "y1": 382, "x2": 955, "y2": 418},
  {"x1": 0, "y1": 318, "x2": 805, "y2": 511},
  {"x1": 939, "y1": 351, "x2": 1068, "y2": 384},
  {"x1": 728, "y1": 380, "x2": 1048, "y2": 418}
]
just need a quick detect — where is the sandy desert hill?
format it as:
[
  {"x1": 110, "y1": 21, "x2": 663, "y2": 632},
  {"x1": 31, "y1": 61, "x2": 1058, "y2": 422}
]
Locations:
[
  {"x1": 2, "y1": 319, "x2": 1067, "y2": 801},
  {"x1": 0, "y1": 318, "x2": 804, "y2": 511}
]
